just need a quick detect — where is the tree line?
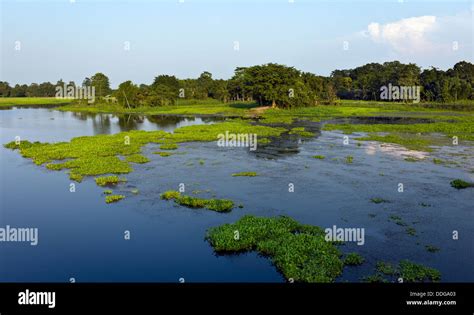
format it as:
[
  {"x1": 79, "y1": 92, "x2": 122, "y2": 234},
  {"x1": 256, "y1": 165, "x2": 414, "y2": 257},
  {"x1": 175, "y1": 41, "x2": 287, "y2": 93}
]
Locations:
[{"x1": 1, "y1": 61, "x2": 472, "y2": 108}]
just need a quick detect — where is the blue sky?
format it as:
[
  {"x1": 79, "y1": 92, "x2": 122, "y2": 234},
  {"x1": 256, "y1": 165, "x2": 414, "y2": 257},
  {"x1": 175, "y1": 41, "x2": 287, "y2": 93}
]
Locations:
[{"x1": 1, "y1": 0, "x2": 472, "y2": 87}]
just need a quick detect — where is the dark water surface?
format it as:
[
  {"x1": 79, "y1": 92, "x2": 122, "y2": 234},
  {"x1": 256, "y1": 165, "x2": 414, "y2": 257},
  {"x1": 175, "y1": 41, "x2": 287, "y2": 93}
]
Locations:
[{"x1": 0, "y1": 107, "x2": 473, "y2": 282}]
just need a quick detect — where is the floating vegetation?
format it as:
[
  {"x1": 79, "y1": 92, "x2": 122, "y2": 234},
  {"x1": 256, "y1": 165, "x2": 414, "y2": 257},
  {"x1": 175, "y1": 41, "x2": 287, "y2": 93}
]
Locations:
[
  {"x1": 153, "y1": 151, "x2": 173, "y2": 157},
  {"x1": 103, "y1": 189, "x2": 113, "y2": 195},
  {"x1": 159, "y1": 143, "x2": 178, "y2": 150},
  {"x1": 199, "y1": 159, "x2": 205, "y2": 165},
  {"x1": 324, "y1": 119, "x2": 474, "y2": 144},
  {"x1": 160, "y1": 190, "x2": 234, "y2": 212},
  {"x1": 376, "y1": 261, "x2": 396, "y2": 275},
  {"x1": 206, "y1": 215, "x2": 343, "y2": 282},
  {"x1": 364, "y1": 260, "x2": 440, "y2": 283},
  {"x1": 425, "y1": 245, "x2": 440, "y2": 253},
  {"x1": 95, "y1": 175, "x2": 126, "y2": 186},
  {"x1": 450, "y1": 179, "x2": 474, "y2": 189},
  {"x1": 389, "y1": 215, "x2": 408, "y2": 227},
  {"x1": 69, "y1": 172, "x2": 83, "y2": 183},
  {"x1": 125, "y1": 154, "x2": 150, "y2": 164},
  {"x1": 345, "y1": 155, "x2": 353, "y2": 164},
  {"x1": 169, "y1": 121, "x2": 286, "y2": 143},
  {"x1": 362, "y1": 274, "x2": 389, "y2": 283},
  {"x1": 433, "y1": 158, "x2": 445, "y2": 165},
  {"x1": 406, "y1": 227, "x2": 417, "y2": 236},
  {"x1": 288, "y1": 127, "x2": 314, "y2": 137},
  {"x1": 312, "y1": 155, "x2": 325, "y2": 159},
  {"x1": 371, "y1": 198, "x2": 388, "y2": 204},
  {"x1": 4, "y1": 121, "x2": 285, "y2": 189},
  {"x1": 3, "y1": 130, "x2": 168, "y2": 180},
  {"x1": 105, "y1": 195, "x2": 125, "y2": 204},
  {"x1": 404, "y1": 157, "x2": 422, "y2": 162},
  {"x1": 232, "y1": 172, "x2": 258, "y2": 177},
  {"x1": 344, "y1": 253, "x2": 365, "y2": 266},
  {"x1": 160, "y1": 190, "x2": 181, "y2": 200},
  {"x1": 399, "y1": 260, "x2": 441, "y2": 282}
]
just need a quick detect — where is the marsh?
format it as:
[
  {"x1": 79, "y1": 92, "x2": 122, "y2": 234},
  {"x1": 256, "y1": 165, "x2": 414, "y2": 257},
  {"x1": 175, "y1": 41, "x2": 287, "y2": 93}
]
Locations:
[{"x1": 0, "y1": 106, "x2": 473, "y2": 282}]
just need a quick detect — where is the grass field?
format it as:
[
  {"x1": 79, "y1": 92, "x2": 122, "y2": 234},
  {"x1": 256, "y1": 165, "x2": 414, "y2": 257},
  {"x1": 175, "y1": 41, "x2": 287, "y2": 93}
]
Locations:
[{"x1": 0, "y1": 97, "x2": 72, "y2": 107}]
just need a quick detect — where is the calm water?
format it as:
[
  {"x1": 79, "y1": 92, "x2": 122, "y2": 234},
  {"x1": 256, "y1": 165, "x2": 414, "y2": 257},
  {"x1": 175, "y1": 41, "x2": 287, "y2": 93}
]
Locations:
[{"x1": 0, "y1": 107, "x2": 473, "y2": 282}]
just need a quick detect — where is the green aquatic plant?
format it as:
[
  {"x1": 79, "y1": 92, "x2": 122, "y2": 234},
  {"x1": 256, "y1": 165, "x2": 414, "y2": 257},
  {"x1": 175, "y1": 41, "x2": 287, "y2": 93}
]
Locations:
[
  {"x1": 362, "y1": 274, "x2": 389, "y2": 283},
  {"x1": 95, "y1": 175, "x2": 126, "y2": 186},
  {"x1": 404, "y1": 157, "x2": 422, "y2": 162},
  {"x1": 344, "y1": 253, "x2": 365, "y2": 266},
  {"x1": 406, "y1": 227, "x2": 417, "y2": 236},
  {"x1": 125, "y1": 154, "x2": 150, "y2": 164},
  {"x1": 399, "y1": 260, "x2": 441, "y2": 282},
  {"x1": 323, "y1": 119, "x2": 474, "y2": 143},
  {"x1": 425, "y1": 245, "x2": 440, "y2": 253},
  {"x1": 450, "y1": 179, "x2": 474, "y2": 189},
  {"x1": 160, "y1": 190, "x2": 182, "y2": 200},
  {"x1": 206, "y1": 215, "x2": 343, "y2": 283},
  {"x1": 169, "y1": 120, "x2": 286, "y2": 143},
  {"x1": 69, "y1": 172, "x2": 83, "y2": 183},
  {"x1": 366, "y1": 260, "x2": 440, "y2": 283},
  {"x1": 105, "y1": 195, "x2": 125, "y2": 204},
  {"x1": 3, "y1": 130, "x2": 168, "y2": 179},
  {"x1": 345, "y1": 155, "x2": 353, "y2": 164},
  {"x1": 153, "y1": 151, "x2": 173, "y2": 157},
  {"x1": 232, "y1": 172, "x2": 258, "y2": 177},
  {"x1": 4, "y1": 121, "x2": 286, "y2": 188},
  {"x1": 433, "y1": 158, "x2": 445, "y2": 165},
  {"x1": 289, "y1": 127, "x2": 314, "y2": 137},
  {"x1": 371, "y1": 198, "x2": 388, "y2": 204},
  {"x1": 159, "y1": 143, "x2": 178, "y2": 150},
  {"x1": 103, "y1": 189, "x2": 113, "y2": 195},
  {"x1": 376, "y1": 261, "x2": 396, "y2": 275},
  {"x1": 160, "y1": 190, "x2": 234, "y2": 212},
  {"x1": 202, "y1": 199, "x2": 234, "y2": 212},
  {"x1": 312, "y1": 155, "x2": 325, "y2": 159},
  {"x1": 389, "y1": 215, "x2": 408, "y2": 227}
]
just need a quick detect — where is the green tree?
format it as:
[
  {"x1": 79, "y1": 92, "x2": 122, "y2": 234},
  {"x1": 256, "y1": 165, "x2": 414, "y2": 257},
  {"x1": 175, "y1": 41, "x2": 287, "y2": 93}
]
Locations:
[
  {"x1": 90, "y1": 73, "x2": 111, "y2": 98},
  {"x1": 116, "y1": 81, "x2": 139, "y2": 108}
]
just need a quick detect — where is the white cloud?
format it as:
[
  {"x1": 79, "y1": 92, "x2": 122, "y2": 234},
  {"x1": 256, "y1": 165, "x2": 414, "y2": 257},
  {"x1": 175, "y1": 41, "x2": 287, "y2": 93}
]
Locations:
[{"x1": 365, "y1": 16, "x2": 437, "y2": 53}]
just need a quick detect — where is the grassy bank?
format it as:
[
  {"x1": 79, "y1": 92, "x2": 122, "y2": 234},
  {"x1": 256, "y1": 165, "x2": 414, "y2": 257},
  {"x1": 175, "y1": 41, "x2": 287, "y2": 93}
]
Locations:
[
  {"x1": 56, "y1": 99, "x2": 258, "y2": 116},
  {"x1": 0, "y1": 97, "x2": 72, "y2": 107}
]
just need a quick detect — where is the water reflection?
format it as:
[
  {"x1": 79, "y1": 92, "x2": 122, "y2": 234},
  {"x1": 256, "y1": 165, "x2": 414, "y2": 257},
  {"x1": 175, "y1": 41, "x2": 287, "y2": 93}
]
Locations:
[
  {"x1": 0, "y1": 108, "x2": 225, "y2": 143},
  {"x1": 252, "y1": 120, "x2": 322, "y2": 159}
]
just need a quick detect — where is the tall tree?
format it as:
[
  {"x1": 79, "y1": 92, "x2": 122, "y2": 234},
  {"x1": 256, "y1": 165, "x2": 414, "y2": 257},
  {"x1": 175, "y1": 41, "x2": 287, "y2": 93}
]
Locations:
[{"x1": 90, "y1": 73, "x2": 111, "y2": 98}]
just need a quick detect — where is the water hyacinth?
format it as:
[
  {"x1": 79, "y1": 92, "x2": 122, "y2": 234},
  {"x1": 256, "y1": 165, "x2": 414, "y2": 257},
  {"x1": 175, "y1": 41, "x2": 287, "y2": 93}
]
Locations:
[{"x1": 206, "y1": 215, "x2": 344, "y2": 283}]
